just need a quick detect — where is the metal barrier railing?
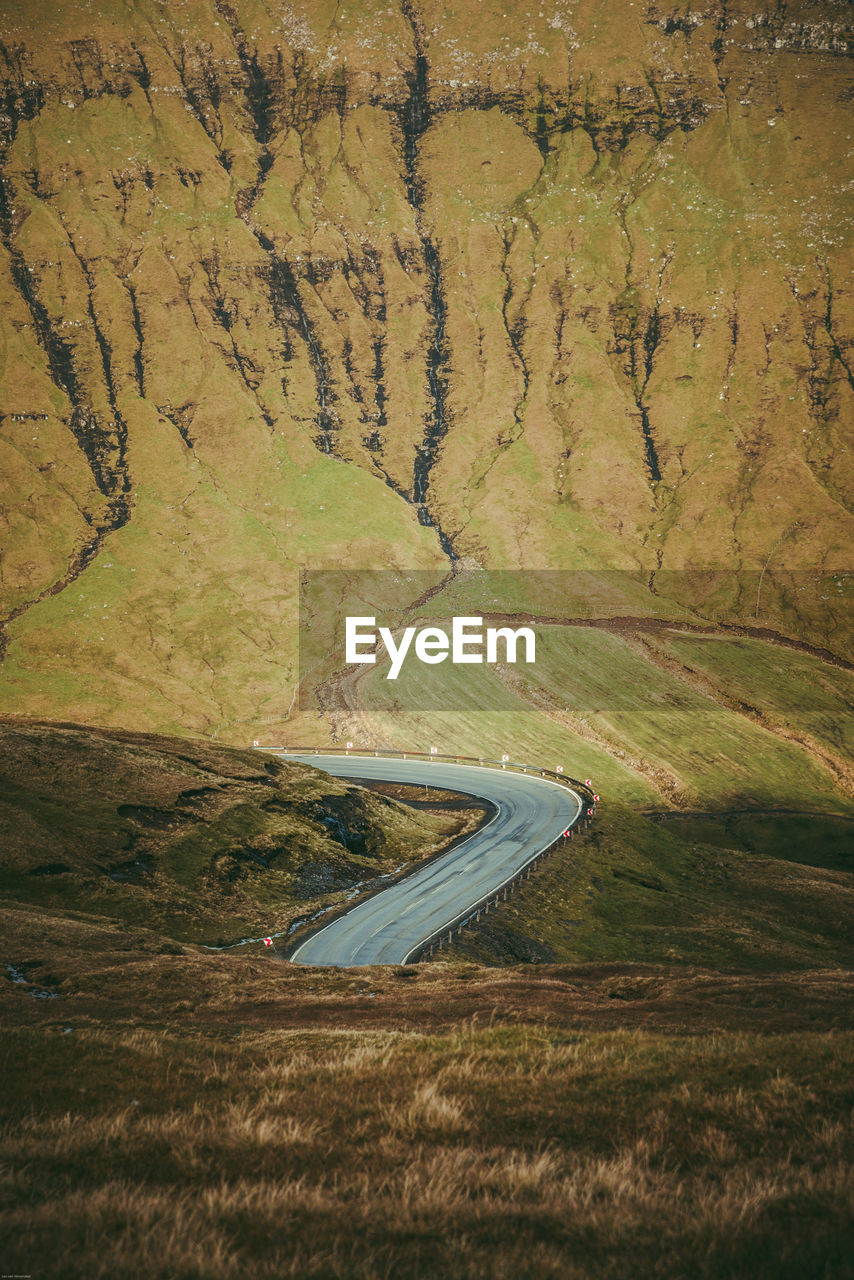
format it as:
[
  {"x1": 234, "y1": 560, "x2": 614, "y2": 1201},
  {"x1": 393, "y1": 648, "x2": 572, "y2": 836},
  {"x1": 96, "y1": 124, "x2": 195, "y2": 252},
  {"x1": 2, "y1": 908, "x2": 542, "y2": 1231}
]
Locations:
[
  {"x1": 253, "y1": 744, "x2": 597, "y2": 804},
  {"x1": 251, "y1": 744, "x2": 598, "y2": 963},
  {"x1": 402, "y1": 819, "x2": 593, "y2": 964}
]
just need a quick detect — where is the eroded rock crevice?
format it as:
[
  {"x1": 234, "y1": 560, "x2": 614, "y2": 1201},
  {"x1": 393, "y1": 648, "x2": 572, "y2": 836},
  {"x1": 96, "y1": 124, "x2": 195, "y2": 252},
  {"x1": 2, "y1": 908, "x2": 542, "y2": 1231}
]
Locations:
[
  {"x1": 156, "y1": 35, "x2": 230, "y2": 170},
  {"x1": 823, "y1": 269, "x2": 854, "y2": 397},
  {"x1": 255, "y1": 231, "x2": 338, "y2": 451},
  {"x1": 500, "y1": 225, "x2": 531, "y2": 435},
  {"x1": 611, "y1": 291, "x2": 665, "y2": 486},
  {"x1": 60, "y1": 222, "x2": 133, "y2": 525},
  {"x1": 128, "y1": 284, "x2": 145, "y2": 397},
  {"x1": 214, "y1": 10, "x2": 341, "y2": 454},
  {"x1": 396, "y1": 0, "x2": 456, "y2": 563},
  {"x1": 198, "y1": 250, "x2": 274, "y2": 429},
  {"x1": 0, "y1": 168, "x2": 132, "y2": 639}
]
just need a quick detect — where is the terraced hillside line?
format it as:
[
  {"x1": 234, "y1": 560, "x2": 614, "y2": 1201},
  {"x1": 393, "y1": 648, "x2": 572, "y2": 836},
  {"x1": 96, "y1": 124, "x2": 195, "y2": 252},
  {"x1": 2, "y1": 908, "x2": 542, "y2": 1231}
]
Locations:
[
  {"x1": 493, "y1": 657, "x2": 682, "y2": 806},
  {"x1": 398, "y1": 0, "x2": 456, "y2": 565},
  {"x1": 624, "y1": 630, "x2": 854, "y2": 798},
  {"x1": 475, "y1": 613, "x2": 854, "y2": 672},
  {"x1": 298, "y1": 602, "x2": 853, "y2": 747}
]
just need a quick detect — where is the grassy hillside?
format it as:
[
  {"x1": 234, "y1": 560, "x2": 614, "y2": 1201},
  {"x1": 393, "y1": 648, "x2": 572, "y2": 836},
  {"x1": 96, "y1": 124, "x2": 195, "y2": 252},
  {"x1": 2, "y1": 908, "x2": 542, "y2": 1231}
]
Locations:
[
  {"x1": 0, "y1": 0, "x2": 851, "y2": 733},
  {"x1": 0, "y1": 719, "x2": 478, "y2": 944},
  {"x1": 277, "y1": 622, "x2": 854, "y2": 966},
  {"x1": 3, "y1": 727, "x2": 853, "y2": 1278},
  {"x1": 0, "y1": 716, "x2": 851, "y2": 1277}
]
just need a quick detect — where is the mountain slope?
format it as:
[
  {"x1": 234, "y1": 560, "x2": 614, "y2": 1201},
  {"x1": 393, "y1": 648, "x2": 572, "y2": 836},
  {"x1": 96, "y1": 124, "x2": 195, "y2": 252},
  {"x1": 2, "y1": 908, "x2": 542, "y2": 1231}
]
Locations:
[
  {"x1": 0, "y1": 0, "x2": 851, "y2": 735},
  {"x1": 0, "y1": 718, "x2": 474, "y2": 942}
]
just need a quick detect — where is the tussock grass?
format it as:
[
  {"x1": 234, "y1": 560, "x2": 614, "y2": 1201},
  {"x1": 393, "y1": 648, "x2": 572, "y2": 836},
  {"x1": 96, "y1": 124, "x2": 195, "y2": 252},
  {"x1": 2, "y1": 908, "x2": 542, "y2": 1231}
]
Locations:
[
  {"x1": 384, "y1": 1079, "x2": 469, "y2": 1139},
  {"x1": 1, "y1": 1024, "x2": 852, "y2": 1278}
]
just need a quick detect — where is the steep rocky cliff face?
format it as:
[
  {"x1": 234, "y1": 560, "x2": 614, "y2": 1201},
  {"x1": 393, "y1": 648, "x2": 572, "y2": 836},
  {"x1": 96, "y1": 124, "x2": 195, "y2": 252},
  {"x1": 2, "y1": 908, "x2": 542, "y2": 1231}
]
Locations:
[{"x1": 0, "y1": 0, "x2": 851, "y2": 735}]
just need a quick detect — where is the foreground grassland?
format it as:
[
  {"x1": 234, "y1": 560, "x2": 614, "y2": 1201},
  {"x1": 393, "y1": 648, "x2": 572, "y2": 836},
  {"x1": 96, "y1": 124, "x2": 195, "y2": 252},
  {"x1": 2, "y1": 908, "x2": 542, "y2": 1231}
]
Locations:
[{"x1": 1, "y1": 1016, "x2": 852, "y2": 1279}]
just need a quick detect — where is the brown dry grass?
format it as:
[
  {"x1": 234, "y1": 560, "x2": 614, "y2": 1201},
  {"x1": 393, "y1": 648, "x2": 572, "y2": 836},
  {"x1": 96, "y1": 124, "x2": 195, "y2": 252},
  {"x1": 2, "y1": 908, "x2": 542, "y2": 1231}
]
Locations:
[
  {"x1": 3, "y1": 878, "x2": 852, "y2": 1278},
  {"x1": 1, "y1": 1022, "x2": 852, "y2": 1278}
]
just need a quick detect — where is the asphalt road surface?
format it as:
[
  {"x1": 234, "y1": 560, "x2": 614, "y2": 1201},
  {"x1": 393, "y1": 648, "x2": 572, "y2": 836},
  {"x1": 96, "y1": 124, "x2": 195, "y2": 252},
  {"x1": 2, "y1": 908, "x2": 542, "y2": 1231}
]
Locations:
[{"x1": 283, "y1": 755, "x2": 582, "y2": 967}]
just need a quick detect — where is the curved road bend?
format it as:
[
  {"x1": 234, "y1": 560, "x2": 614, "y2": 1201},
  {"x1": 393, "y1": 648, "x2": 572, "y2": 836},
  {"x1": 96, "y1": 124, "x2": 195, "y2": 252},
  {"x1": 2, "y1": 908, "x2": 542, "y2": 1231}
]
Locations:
[{"x1": 282, "y1": 755, "x2": 582, "y2": 967}]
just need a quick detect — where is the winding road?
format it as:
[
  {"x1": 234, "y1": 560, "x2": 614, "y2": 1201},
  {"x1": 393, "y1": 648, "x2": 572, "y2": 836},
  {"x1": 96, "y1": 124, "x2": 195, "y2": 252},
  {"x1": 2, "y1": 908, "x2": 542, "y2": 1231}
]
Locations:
[{"x1": 279, "y1": 754, "x2": 584, "y2": 967}]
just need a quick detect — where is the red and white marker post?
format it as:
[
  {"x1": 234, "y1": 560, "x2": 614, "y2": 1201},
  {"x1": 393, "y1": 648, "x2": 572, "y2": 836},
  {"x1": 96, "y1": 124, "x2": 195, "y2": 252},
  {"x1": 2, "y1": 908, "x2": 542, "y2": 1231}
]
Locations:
[{"x1": 263, "y1": 937, "x2": 273, "y2": 948}]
